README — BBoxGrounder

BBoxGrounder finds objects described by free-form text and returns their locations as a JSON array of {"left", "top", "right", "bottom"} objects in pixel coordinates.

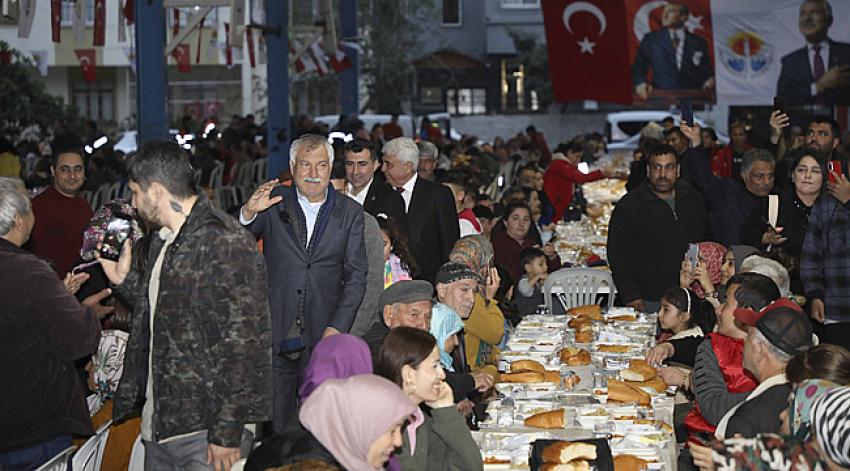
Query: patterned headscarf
[
  {"left": 790, "top": 379, "right": 838, "bottom": 438},
  {"left": 449, "top": 235, "right": 494, "bottom": 290},
  {"left": 298, "top": 334, "right": 372, "bottom": 401},
  {"left": 810, "top": 386, "right": 850, "bottom": 468},
  {"left": 691, "top": 241, "right": 727, "bottom": 298},
  {"left": 430, "top": 303, "right": 465, "bottom": 372}
]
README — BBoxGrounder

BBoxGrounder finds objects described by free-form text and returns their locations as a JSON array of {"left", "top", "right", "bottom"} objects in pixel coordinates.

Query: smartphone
[
  {"left": 679, "top": 98, "right": 694, "bottom": 127},
  {"left": 829, "top": 160, "right": 844, "bottom": 184},
  {"left": 99, "top": 216, "right": 133, "bottom": 261},
  {"left": 685, "top": 243, "right": 700, "bottom": 268},
  {"left": 773, "top": 96, "right": 785, "bottom": 115}
]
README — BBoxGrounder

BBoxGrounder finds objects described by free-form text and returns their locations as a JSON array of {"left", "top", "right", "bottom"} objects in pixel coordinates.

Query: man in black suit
[
  {"left": 777, "top": 0, "right": 850, "bottom": 104},
  {"left": 632, "top": 2, "right": 714, "bottom": 100},
  {"left": 342, "top": 138, "right": 407, "bottom": 228},
  {"left": 381, "top": 137, "right": 459, "bottom": 283}
]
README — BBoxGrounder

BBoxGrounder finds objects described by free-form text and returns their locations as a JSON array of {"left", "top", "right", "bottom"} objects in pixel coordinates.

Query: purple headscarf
[{"left": 298, "top": 334, "right": 373, "bottom": 401}]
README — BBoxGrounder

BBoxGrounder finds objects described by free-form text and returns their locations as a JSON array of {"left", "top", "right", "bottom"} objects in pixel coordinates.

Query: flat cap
[
  {"left": 378, "top": 280, "right": 434, "bottom": 313},
  {"left": 435, "top": 262, "right": 481, "bottom": 285}
]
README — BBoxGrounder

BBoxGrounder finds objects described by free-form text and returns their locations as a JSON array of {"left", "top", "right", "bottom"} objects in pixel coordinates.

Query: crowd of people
[{"left": 1, "top": 105, "right": 850, "bottom": 471}]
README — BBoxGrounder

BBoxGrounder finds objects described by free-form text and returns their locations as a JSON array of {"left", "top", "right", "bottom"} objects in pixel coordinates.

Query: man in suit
[
  {"left": 632, "top": 2, "right": 714, "bottom": 100},
  {"left": 381, "top": 137, "right": 459, "bottom": 283},
  {"left": 240, "top": 133, "right": 368, "bottom": 431},
  {"left": 343, "top": 138, "right": 407, "bottom": 229},
  {"left": 777, "top": 0, "right": 850, "bottom": 104}
]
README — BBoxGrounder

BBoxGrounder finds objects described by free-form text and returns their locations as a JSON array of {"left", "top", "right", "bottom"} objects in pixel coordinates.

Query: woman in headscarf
[
  {"left": 298, "top": 334, "right": 372, "bottom": 401},
  {"left": 448, "top": 235, "right": 504, "bottom": 377},
  {"left": 680, "top": 241, "right": 727, "bottom": 304},
  {"left": 429, "top": 304, "right": 465, "bottom": 373},
  {"left": 299, "top": 375, "right": 416, "bottom": 471}
]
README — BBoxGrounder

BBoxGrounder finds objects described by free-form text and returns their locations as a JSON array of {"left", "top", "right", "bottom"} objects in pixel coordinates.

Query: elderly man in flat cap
[{"left": 362, "top": 279, "right": 436, "bottom": 356}]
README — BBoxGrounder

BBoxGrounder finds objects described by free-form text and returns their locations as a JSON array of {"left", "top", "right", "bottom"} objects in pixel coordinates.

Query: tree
[
  {"left": 509, "top": 30, "right": 554, "bottom": 111},
  {"left": 357, "top": 0, "right": 436, "bottom": 113},
  {"left": 0, "top": 41, "right": 79, "bottom": 141}
]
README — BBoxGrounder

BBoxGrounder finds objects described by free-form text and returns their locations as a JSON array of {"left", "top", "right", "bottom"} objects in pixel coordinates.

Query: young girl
[
  {"left": 657, "top": 287, "right": 716, "bottom": 343},
  {"left": 378, "top": 215, "right": 417, "bottom": 288}
]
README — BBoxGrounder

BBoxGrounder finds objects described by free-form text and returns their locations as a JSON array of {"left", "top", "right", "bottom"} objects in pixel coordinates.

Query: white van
[{"left": 314, "top": 113, "right": 462, "bottom": 141}]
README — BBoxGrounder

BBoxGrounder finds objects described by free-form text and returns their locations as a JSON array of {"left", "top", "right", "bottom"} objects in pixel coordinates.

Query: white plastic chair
[
  {"left": 34, "top": 446, "right": 74, "bottom": 471},
  {"left": 251, "top": 158, "right": 268, "bottom": 184},
  {"left": 209, "top": 163, "right": 224, "bottom": 189},
  {"left": 543, "top": 267, "right": 616, "bottom": 313},
  {"left": 72, "top": 420, "right": 112, "bottom": 471}
]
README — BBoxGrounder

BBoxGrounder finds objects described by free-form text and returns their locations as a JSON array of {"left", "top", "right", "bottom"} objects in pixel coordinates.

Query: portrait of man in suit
[
  {"left": 777, "top": 0, "right": 850, "bottom": 104},
  {"left": 632, "top": 2, "right": 714, "bottom": 100},
  {"left": 342, "top": 138, "right": 407, "bottom": 229},
  {"left": 381, "top": 137, "right": 459, "bottom": 283}
]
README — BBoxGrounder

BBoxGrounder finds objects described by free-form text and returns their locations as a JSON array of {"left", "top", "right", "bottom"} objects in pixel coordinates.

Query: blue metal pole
[
  {"left": 134, "top": 0, "right": 168, "bottom": 144},
  {"left": 265, "top": 0, "right": 290, "bottom": 179},
  {"left": 339, "top": 0, "right": 358, "bottom": 116}
]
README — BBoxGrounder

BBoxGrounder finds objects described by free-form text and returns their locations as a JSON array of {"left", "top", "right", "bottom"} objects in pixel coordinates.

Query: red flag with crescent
[
  {"left": 124, "top": 0, "right": 134, "bottom": 25},
  {"left": 51, "top": 0, "right": 61, "bottom": 43},
  {"left": 93, "top": 0, "right": 106, "bottom": 46},
  {"left": 75, "top": 49, "right": 97, "bottom": 82},
  {"left": 172, "top": 44, "right": 191, "bottom": 73},
  {"left": 542, "top": 0, "right": 632, "bottom": 104}
]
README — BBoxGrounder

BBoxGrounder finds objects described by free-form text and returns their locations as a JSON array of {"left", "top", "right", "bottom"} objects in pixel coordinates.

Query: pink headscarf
[
  {"left": 691, "top": 241, "right": 727, "bottom": 298},
  {"left": 300, "top": 375, "right": 415, "bottom": 471}
]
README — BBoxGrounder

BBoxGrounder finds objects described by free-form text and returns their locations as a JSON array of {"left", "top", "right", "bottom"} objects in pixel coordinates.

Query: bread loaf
[
  {"left": 629, "top": 376, "right": 667, "bottom": 393},
  {"left": 524, "top": 409, "right": 565, "bottom": 429},
  {"left": 543, "top": 370, "right": 561, "bottom": 383},
  {"left": 510, "top": 359, "right": 545, "bottom": 373},
  {"left": 620, "top": 362, "right": 656, "bottom": 382},
  {"left": 607, "top": 379, "right": 651, "bottom": 405},
  {"left": 567, "top": 317, "right": 593, "bottom": 330},
  {"left": 575, "top": 331, "right": 594, "bottom": 344},
  {"left": 613, "top": 454, "right": 649, "bottom": 471},
  {"left": 542, "top": 441, "right": 598, "bottom": 463},
  {"left": 568, "top": 304, "right": 602, "bottom": 319},
  {"left": 540, "top": 461, "right": 591, "bottom": 471},
  {"left": 596, "top": 344, "right": 631, "bottom": 353},
  {"left": 559, "top": 348, "right": 591, "bottom": 366},
  {"left": 500, "top": 371, "right": 545, "bottom": 383}
]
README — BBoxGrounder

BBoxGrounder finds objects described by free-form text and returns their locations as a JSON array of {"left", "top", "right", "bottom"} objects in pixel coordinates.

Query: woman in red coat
[{"left": 543, "top": 141, "right": 613, "bottom": 222}]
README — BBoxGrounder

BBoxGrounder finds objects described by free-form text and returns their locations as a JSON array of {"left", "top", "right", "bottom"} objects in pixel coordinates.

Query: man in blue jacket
[{"left": 241, "top": 133, "right": 368, "bottom": 431}]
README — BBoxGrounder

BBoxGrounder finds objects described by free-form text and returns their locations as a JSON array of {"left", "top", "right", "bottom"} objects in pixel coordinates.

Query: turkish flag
[
  {"left": 224, "top": 22, "right": 233, "bottom": 67},
  {"left": 50, "top": 0, "right": 61, "bottom": 43},
  {"left": 75, "top": 49, "right": 97, "bottom": 82},
  {"left": 173, "top": 9, "right": 180, "bottom": 38},
  {"left": 542, "top": 0, "right": 632, "bottom": 104},
  {"left": 246, "top": 27, "right": 256, "bottom": 68},
  {"left": 172, "top": 44, "right": 191, "bottom": 73},
  {"left": 124, "top": 0, "right": 134, "bottom": 25},
  {"left": 93, "top": 0, "right": 106, "bottom": 46}
]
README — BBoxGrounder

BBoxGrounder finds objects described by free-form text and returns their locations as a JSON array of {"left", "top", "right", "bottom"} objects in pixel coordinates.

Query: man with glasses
[
  {"left": 343, "top": 138, "right": 407, "bottom": 229},
  {"left": 608, "top": 143, "right": 708, "bottom": 313},
  {"left": 25, "top": 133, "right": 93, "bottom": 277}
]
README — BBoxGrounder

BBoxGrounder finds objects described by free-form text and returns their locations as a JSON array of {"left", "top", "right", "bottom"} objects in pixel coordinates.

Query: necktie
[
  {"left": 395, "top": 186, "right": 404, "bottom": 193},
  {"left": 813, "top": 45, "right": 825, "bottom": 81},
  {"left": 671, "top": 34, "right": 680, "bottom": 52}
]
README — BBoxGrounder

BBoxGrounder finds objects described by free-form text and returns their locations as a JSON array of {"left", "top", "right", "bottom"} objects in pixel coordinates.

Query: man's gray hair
[
  {"left": 741, "top": 255, "right": 791, "bottom": 297},
  {"left": 741, "top": 148, "right": 775, "bottom": 176},
  {"left": 289, "top": 133, "right": 334, "bottom": 169},
  {"left": 751, "top": 327, "right": 793, "bottom": 363},
  {"left": 417, "top": 141, "right": 438, "bottom": 160},
  {"left": 383, "top": 137, "right": 420, "bottom": 168},
  {"left": 804, "top": 0, "right": 833, "bottom": 24},
  {"left": 0, "top": 177, "right": 31, "bottom": 236}
]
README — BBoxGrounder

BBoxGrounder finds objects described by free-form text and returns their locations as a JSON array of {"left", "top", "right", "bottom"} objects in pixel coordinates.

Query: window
[
  {"left": 500, "top": 0, "right": 540, "bottom": 8},
  {"left": 168, "top": 7, "right": 219, "bottom": 27},
  {"left": 61, "top": 0, "right": 94, "bottom": 27},
  {"left": 501, "top": 59, "right": 526, "bottom": 111},
  {"left": 447, "top": 88, "right": 486, "bottom": 115},
  {"left": 73, "top": 81, "right": 114, "bottom": 121},
  {"left": 442, "top": 0, "right": 462, "bottom": 26},
  {"left": 420, "top": 86, "right": 443, "bottom": 105}
]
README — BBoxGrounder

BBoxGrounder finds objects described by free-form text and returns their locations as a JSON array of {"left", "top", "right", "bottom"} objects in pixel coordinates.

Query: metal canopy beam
[
  {"left": 163, "top": 0, "right": 228, "bottom": 6},
  {"left": 339, "top": 1, "right": 358, "bottom": 116},
  {"left": 265, "top": 0, "right": 289, "bottom": 179},
  {"left": 135, "top": 0, "right": 168, "bottom": 144}
]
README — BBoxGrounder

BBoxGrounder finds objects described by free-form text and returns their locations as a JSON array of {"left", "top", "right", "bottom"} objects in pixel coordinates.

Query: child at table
[
  {"left": 513, "top": 247, "right": 565, "bottom": 316},
  {"left": 378, "top": 215, "right": 416, "bottom": 288},
  {"left": 657, "top": 287, "right": 716, "bottom": 343}
]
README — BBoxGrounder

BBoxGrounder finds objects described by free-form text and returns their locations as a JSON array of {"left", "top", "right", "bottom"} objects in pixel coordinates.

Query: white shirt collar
[
  {"left": 400, "top": 173, "right": 418, "bottom": 193},
  {"left": 296, "top": 187, "right": 327, "bottom": 207},
  {"left": 346, "top": 177, "right": 373, "bottom": 206}
]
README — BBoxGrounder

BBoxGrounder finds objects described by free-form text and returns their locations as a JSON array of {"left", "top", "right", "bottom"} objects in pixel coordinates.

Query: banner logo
[{"left": 719, "top": 30, "right": 773, "bottom": 79}]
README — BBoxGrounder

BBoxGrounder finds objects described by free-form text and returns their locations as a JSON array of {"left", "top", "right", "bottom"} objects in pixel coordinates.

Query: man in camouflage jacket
[{"left": 100, "top": 141, "right": 272, "bottom": 471}]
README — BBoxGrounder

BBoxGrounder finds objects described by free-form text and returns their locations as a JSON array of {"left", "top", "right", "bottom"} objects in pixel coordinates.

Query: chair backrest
[
  {"left": 34, "top": 446, "right": 75, "bottom": 471},
  {"left": 543, "top": 267, "right": 616, "bottom": 312},
  {"left": 72, "top": 420, "right": 112, "bottom": 471},
  {"left": 209, "top": 164, "right": 223, "bottom": 189},
  {"left": 251, "top": 158, "right": 268, "bottom": 185}
]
